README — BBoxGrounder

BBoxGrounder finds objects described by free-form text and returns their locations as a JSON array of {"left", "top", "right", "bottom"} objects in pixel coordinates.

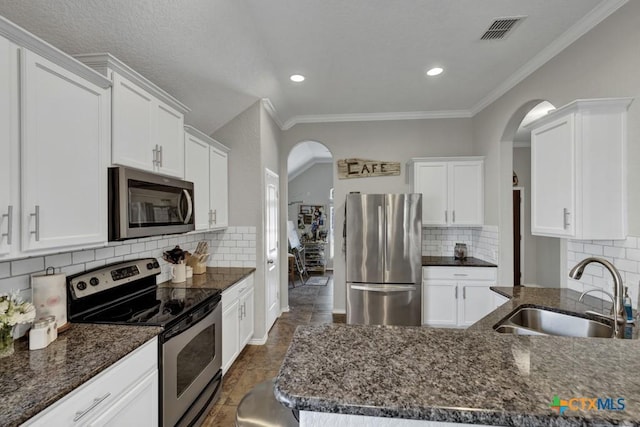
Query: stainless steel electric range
[{"left": 67, "top": 258, "right": 222, "bottom": 427}]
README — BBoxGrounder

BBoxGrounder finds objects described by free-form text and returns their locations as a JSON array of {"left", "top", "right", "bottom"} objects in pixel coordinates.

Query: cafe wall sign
[{"left": 337, "top": 158, "right": 401, "bottom": 179}]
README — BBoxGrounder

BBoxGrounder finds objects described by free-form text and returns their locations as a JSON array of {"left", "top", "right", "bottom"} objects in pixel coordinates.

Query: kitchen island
[{"left": 275, "top": 287, "right": 640, "bottom": 426}]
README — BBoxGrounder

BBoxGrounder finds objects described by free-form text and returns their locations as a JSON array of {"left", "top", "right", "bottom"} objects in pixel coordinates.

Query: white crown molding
[
  {"left": 0, "top": 15, "right": 111, "bottom": 89},
  {"left": 261, "top": 98, "right": 285, "bottom": 129},
  {"left": 74, "top": 53, "right": 191, "bottom": 114},
  {"left": 470, "top": 0, "right": 628, "bottom": 116},
  {"left": 282, "top": 109, "right": 473, "bottom": 130},
  {"left": 184, "top": 125, "right": 230, "bottom": 153}
]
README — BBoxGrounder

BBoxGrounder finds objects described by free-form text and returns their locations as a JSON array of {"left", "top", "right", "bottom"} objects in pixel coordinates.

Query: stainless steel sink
[{"left": 494, "top": 306, "right": 614, "bottom": 338}]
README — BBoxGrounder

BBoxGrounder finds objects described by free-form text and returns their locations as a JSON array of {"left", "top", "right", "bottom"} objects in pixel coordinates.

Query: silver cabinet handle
[
  {"left": 463, "top": 286, "right": 466, "bottom": 299},
  {"left": 238, "top": 304, "right": 242, "bottom": 320},
  {"left": 30, "top": 205, "right": 40, "bottom": 242},
  {"left": 563, "top": 208, "right": 571, "bottom": 229},
  {"left": 453, "top": 273, "right": 468, "bottom": 277},
  {"left": 445, "top": 210, "right": 448, "bottom": 223},
  {"left": 212, "top": 209, "right": 217, "bottom": 224},
  {"left": 452, "top": 210, "right": 456, "bottom": 223},
  {"left": 73, "top": 393, "right": 111, "bottom": 422},
  {"left": 152, "top": 145, "right": 158, "bottom": 166},
  {"left": 1, "top": 205, "right": 13, "bottom": 245},
  {"left": 455, "top": 286, "right": 458, "bottom": 299},
  {"left": 158, "top": 145, "right": 163, "bottom": 167},
  {"left": 242, "top": 302, "right": 246, "bottom": 318},
  {"left": 208, "top": 209, "right": 213, "bottom": 226}
]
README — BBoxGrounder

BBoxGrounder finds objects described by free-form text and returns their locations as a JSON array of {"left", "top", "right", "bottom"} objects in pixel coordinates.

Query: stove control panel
[{"left": 68, "top": 258, "right": 161, "bottom": 299}]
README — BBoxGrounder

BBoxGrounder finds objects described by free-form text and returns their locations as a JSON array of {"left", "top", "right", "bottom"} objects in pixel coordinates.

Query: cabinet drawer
[
  {"left": 423, "top": 267, "right": 496, "bottom": 281},
  {"left": 26, "top": 337, "right": 158, "bottom": 426},
  {"left": 221, "top": 275, "right": 253, "bottom": 306}
]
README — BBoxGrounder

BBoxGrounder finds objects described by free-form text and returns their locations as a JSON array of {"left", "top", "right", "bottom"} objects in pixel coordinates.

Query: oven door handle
[{"left": 163, "top": 300, "right": 218, "bottom": 341}]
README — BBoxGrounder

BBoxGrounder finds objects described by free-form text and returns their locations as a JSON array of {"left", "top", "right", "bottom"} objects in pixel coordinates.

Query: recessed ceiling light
[
  {"left": 290, "top": 74, "right": 305, "bottom": 82},
  {"left": 426, "top": 67, "right": 444, "bottom": 77}
]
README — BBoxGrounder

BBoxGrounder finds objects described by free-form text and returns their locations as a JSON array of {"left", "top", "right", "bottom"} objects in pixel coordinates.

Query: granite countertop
[
  {"left": 421, "top": 256, "right": 497, "bottom": 267},
  {"left": 275, "top": 287, "right": 640, "bottom": 426},
  {"left": 158, "top": 266, "right": 256, "bottom": 292},
  {"left": 0, "top": 323, "right": 161, "bottom": 426}
]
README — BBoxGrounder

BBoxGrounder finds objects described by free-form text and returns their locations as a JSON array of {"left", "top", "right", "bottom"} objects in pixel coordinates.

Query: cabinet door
[
  {"left": 422, "top": 280, "right": 457, "bottom": 326},
  {"left": 239, "top": 286, "right": 255, "bottom": 348},
  {"left": 414, "top": 163, "right": 448, "bottom": 226},
  {"left": 21, "top": 49, "right": 109, "bottom": 251},
  {"left": 86, "top": 370, "right": 158, "bottom": 427},
  {"left": 449, "top": 161, "right": 483, "bottom": 226},
  {"left": 209, "top": 146, "right": 229, "bottom": 228},
  {"left": 112, "top": 73, "right": 154, "bottom": 172},
  {"left": 531, "top": 115, "right": 575, "bottom": 237},
  {"left": 222, "top": 299, "right": 240, "bottom": 374},
  {"left": 0, "top": 37, "right": 18, "bottom": 257},
  {"left": 185, "top": 134, "right": 211, "bottom": 230},
  {"left": 155, "top": 102, "right": 184, "bottom": 178},
  {"left": 458, "top": 282, "right": 495, "bottom": 327}
]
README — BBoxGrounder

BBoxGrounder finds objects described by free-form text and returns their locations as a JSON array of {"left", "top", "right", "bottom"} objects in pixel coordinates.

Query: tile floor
[{"left": 203, "top": 274, "right": 344, "bottom": 426}]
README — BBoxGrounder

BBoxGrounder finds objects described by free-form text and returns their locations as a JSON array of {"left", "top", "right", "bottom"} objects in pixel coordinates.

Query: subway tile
[
  {"left": 145, "top": 241, "right": 158, "bottom": 251},
  {"left": 236, "top": 226, "right": 249, "bottom": 234},
  {"left": 583, "top": 244, "right": 603, "bottom": 256},
  {"left": 223, "top": 241, "right": 237, "bottom": 247},
  {"left": 44, "top": 253, "right": 73, "bottom": 268},
  {"left": 131, "top": 243, "right": 146, "bottom": 253},
  {"left": 86, "top": 260, "right": 107, "bottom": 270},
  {"left": 114, "top": 245, "right": 131, "bottom": 257},
  {"left": 615, "top": 259, "right": 638, "bottom": 274},
  {"left": 105, "top": 256, "right": 124, "bottom": 264},
  {"left": 72, "top": 250, "right": 95, "bottom": 264},
  {"left": 95, "top": 247, "right": 115, "bottom": 260},
  {"left": 604, "top": 246, "right": 626, "bottom": 259},
  {"left": 61, "top": 264, "right": 87, "bottom": 276},
  {"left": 615, "top": 237, "right": 638, "bottom": 248},
  {"left": 0, "top": 262, "right": 11, "bottom": 279},
  {"left": 0, "top": 275, "right": 31, "bottom": 293},
  {"left": 11, "top": 257, "right": 45, "bottom": 276},
  {"left": 626, "top": 248, "right": 640, "bottom": 262}
]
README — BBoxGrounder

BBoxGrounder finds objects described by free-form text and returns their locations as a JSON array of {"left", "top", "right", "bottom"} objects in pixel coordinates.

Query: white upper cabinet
[
  {"left": 527, "top": 98, "right": 632, "bottom": 239},
  {"left": 75, "top": 53, "right": 190, "bottom": 178},
  {"left": 184, "top": 126, "right": 229, "bottom": 231},
  {"left": 20, "top": 50, "right": 110, "bottom": 251},
  {"left": 0, "top": 35, "right": 18, "bottom": 258},
  {"left": 0, "top": 18, "right": 111, "bottom": 259},
  {"left": 410, "top": 157, "right": 484, "bottom": 227}
]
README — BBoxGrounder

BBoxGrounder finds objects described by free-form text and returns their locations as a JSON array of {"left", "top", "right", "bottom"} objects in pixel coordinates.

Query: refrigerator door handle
[
  {"left": 351, "top": 285, "right": 418, "bottom": 292},
  {"left": 378, "top": 205, "right": 384, "bottom": 274}
]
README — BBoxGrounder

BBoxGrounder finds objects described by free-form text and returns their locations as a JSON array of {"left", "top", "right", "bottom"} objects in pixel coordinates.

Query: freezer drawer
[{"left": 347, "top": 283, "right": 421, "bottom": 326}]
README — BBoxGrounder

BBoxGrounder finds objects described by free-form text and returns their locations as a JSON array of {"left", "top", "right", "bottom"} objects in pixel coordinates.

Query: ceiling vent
[{"left": 480, "top": 16, "right": 525, "bottom": 40}]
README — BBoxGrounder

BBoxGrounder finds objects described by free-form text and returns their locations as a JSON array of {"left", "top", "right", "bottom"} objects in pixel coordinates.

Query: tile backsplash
[
  {"left": 422, "top": 225, "right": 499, "bottom": 264},
  {"left": 567, "top": 235, "right": 640, "bottom": 306},
  {"left": 0, "top": 226, "right": 256, "bottom": 301}
]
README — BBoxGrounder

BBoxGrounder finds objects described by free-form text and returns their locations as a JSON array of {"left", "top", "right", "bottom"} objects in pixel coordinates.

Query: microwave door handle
[{"left": 181, "top": 189, "right": 193, "bottom": 224}]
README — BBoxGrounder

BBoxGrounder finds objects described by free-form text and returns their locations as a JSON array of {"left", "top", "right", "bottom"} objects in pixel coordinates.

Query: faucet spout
[{"left": 570, "top": 257, "right": 625, "bottom": 338}]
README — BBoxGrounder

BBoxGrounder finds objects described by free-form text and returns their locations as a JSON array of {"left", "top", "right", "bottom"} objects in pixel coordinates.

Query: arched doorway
[
  {"left": 500, "top": 100, "right": 563, "bottom": 287},
  {"left": 286, "top": 141, "right": 334, "bottom": 308}
]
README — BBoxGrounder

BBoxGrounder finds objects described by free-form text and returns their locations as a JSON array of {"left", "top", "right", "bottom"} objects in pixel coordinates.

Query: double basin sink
[{"left": 494, "top": 305, "right": 614, "bottom": 338}]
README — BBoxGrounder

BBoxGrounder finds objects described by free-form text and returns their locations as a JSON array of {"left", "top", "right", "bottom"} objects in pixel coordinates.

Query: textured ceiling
[{"left": 0, "top": 0, "right": 621, "bottom": 134}]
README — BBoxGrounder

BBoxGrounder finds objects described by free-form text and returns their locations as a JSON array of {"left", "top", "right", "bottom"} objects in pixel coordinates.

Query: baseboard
[
  {"left": 248, "top": 333, "right": 268, "bottom": 345},
  {"left": 281, "top": 306, "right": 290, "bottom": 313},
  {"left": 332, "top": 308, "right": 346, "bottom": 314}
]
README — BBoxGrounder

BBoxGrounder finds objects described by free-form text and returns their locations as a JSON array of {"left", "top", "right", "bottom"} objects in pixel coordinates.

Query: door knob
[{"left": 267, "top": 259, "right": 274, "bottom": 264}]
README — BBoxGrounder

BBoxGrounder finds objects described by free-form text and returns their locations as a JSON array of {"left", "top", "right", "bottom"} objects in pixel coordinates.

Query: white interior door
[{"left": 265, "top": 169, "right": 280, "bottom": 331}]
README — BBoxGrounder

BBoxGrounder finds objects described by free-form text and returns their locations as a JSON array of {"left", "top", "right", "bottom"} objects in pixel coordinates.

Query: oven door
[{"left": 162, "top": 300, "right": 222, "bottom": 427}]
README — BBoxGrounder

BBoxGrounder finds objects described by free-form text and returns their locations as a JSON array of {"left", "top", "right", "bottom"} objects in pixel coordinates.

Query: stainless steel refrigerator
[{"left": 346, "top": 193, "right": 422, "bottom": 326}]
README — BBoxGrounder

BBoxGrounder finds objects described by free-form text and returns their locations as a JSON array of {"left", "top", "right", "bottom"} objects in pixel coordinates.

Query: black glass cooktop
[{"left": 77, "top": 286, "right": 221, "bottom": 327}]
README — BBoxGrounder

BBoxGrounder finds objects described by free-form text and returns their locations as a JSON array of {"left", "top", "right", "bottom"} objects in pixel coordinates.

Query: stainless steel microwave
[{"left": 108, "top": 167, "right": 195, "bottom": 240}]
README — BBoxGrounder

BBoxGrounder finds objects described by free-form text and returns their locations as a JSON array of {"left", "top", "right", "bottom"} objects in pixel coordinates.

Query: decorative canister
[{"left": 454, "top": 243, "right": 468, "bottom": 260}]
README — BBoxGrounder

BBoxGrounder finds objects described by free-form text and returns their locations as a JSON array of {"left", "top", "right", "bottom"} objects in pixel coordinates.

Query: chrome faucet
[{"left": 569, "top": 257, "right": 625, "bottom": 338}]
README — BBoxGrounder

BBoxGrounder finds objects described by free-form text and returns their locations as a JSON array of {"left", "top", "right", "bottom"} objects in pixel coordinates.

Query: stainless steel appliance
[
  {"left": 346, "top": 193, "right": 422, "bottom": 326},
  {"left": 68, "top": 259, "right": 222, "bottom": 427},
  {"left": 109, "top": 167, "right": 195, "bottom": 240}
]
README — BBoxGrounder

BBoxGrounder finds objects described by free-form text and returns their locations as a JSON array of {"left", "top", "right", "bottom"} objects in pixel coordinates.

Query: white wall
[
  {"left": 473, "top": 1, "right": 640, "bottom": 288},
  {"left": 214, "top": 101, "right": 282, "bottom": 342},
  {"left": 280, "top": 118, "right": 474, "bottom": 312}
]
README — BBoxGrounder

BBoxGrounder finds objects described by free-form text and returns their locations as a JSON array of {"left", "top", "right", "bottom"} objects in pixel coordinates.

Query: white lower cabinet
[
  {"left": 422, "top": 267, "right": 497, "bottom": 327},
  {"left": 222, "top": 274, "right": 255, "bottom": 374},
  {"left": 24, "top": 337, "right": 158, "bottom": 427}
]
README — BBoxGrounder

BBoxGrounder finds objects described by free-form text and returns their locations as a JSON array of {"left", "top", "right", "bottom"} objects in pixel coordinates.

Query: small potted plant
[{"left": 0, "top": 292, "right": 36, "bottom": 357}]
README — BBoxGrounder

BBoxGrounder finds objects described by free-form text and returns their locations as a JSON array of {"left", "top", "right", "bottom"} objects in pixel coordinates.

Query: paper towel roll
[{"left": 31, "top": 271, "right": 68, "bottom": 331}]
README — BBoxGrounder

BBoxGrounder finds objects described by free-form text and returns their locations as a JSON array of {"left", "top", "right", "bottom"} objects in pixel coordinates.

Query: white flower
[{"left": 1, "top": 293, "right": 36, "bottom": 327}]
